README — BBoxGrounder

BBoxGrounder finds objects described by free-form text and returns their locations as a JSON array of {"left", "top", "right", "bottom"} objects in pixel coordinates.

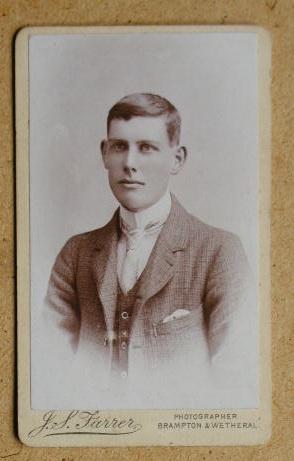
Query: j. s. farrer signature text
[{"left": 28, "top": 410, "right": 142, "bottom": 438}]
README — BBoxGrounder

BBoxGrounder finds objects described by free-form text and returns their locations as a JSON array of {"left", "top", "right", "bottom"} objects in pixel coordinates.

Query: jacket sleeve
[
  {"left": 204, "top": 233, "right": 258, "bottom": 393},
  {"left": 44, "top": 237, "right": 80, "bottom": 351}
]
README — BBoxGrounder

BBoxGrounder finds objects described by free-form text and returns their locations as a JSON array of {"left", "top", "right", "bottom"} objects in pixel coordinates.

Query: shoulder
[
  {"left": 64, "top": 227, "right": 104, "bottom": 247},
  {"left": 57, "top": 211, "right": 118, "bottom": 255},
  {"left": 170, "top": 196, "right": 245, "bottom": 259},
  {"left": 185, "top": 213, "right": 249, "bottom": 277},
  {"left": 187, "top": 212, "right": 242, "bottom": 249},
  {"left": 184, "top": 209, "right": 249, "bottom": 270}
]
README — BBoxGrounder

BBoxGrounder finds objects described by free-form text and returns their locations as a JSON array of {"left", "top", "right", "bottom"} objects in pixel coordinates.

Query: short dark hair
[{"left": 107, "top": 93, "right": 181, "bottom": 146}]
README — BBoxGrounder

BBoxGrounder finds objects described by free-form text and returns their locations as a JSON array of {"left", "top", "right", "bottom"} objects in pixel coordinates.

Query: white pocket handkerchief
[{"left": 162, "top": 309, "right": 191, "bottom": 323}]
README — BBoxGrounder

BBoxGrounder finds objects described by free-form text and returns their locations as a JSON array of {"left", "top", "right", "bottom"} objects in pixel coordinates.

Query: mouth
[{"left": 118, "top": 179, "right": 145, "bottom": 188}]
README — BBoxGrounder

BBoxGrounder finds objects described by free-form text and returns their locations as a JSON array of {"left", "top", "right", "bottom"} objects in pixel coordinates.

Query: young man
[{"left": 46, "top": 93, "right": 257, "bottom": 408}]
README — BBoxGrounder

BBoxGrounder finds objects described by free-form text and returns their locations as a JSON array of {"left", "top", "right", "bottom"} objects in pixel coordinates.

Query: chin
[
  {"left": 113, "top": 187, "right": 158, "bottom": 212},
  {"left": 116, "top": 193, "right": 149, "bottom": 212},
  {"left": 120, "top": 199, "right": 145, "bottom": 212}
]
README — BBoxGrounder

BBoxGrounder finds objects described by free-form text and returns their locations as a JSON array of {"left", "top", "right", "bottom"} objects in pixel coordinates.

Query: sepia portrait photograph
[{"left": 16, "top": 26, "right": 271, "bottom": 445}]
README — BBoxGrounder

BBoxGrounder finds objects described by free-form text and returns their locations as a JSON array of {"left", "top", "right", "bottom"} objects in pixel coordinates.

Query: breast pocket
[
  {"left": 153, "top": 308, "right": 204, "bottom": 337},
  {"left": 145, "top": 306, "right": 208, "bottom": 369}
]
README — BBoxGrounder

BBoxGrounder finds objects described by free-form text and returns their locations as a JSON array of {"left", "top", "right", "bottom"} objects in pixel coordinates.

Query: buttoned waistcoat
[{"left": 45, "top": 196, "right": 257, "bottom": 407}]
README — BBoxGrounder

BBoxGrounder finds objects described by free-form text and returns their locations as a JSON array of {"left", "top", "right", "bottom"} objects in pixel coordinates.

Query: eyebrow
[
  {"left": 108, "top": 138, "right": 128, "bottom": 143},
  {"left": 137, "top": 139, "right": 160, "bottom": 146},
  {"left": 108, "top": 138, "right": 160, "bottom": 146}
]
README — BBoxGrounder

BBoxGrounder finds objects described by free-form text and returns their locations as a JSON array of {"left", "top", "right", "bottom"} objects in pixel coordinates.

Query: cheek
[
  {"left": 143, "top": 158, "right": 172, "bottom": 181},
  {"left": 106, "top": 156, "right": 122, "bottom": 174}
]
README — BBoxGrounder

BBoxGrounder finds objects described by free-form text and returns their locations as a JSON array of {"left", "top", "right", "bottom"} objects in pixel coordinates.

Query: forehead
[{"left": 108, "top": 116, "right": 169, "bottom": 143}]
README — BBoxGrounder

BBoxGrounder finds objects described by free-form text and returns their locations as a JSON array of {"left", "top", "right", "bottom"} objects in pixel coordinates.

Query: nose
[{"left": 123, "top": 147, "right": 138, "bottom": 173}]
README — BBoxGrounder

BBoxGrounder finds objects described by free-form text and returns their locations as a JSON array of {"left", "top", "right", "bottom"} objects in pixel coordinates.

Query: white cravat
[{"left": 117, "top": 191, "right": 171, "bottom": 294}]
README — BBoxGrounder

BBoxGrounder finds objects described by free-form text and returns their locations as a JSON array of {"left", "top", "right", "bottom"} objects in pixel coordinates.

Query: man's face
[{"left": 102, "top": 116, "right": 185, "bottom": 212}]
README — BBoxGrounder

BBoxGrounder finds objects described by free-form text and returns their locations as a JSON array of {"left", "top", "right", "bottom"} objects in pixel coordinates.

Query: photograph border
[{"left": 16, "top": 25, "right": 271, "bottom": 447}]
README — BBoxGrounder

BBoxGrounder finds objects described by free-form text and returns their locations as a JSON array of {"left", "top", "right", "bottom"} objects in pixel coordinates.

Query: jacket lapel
[
  {"left": 91, "top": 197, "right": 192, "bottom": 335},
  {"left": 137, "top": 195, "right": 191, "bottom": 302},
  {"left": 91, "top": 210, "right": 119, "bottom": 336}
]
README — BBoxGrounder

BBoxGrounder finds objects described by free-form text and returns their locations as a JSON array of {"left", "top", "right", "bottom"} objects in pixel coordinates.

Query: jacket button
[{"left": 121, "top": 371, "right": 127, "bottom": 379}]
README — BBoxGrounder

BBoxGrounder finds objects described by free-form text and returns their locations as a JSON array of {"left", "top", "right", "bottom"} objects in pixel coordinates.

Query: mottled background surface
[{"left": 0, "top": 0, "right": 293, "bottom": 459}]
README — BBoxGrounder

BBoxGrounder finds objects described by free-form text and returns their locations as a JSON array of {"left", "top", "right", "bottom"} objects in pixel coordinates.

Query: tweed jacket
[{"left": 45, "top": 196, "right": 257, "bottom": 408}]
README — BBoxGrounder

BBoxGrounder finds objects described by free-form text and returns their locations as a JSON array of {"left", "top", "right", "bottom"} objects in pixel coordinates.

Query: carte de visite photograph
[{"left": 16, "top": 26, "right": 271, "bottom": 446}]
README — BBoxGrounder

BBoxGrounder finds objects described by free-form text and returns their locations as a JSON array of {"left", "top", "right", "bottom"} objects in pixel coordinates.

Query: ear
[
  {"left": 170, "top": 146, "right": 187, "bottom": 175},
  {"left": 100, "top": 140, "right": 109, "bottom": 169}
]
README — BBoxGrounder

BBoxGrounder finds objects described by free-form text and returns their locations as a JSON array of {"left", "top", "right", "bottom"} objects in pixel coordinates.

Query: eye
[
  {"left": 110, "top": 141, "right": 128, "bottom": 152},
  {"left": 139, "top": 143, "right": 158, "bottom": 153}
]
